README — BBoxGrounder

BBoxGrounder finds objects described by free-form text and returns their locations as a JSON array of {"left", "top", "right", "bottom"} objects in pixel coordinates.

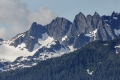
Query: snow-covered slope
[
  {"left": 0, "top": 41, "right": 35, "bottom": 61},
  {"left": 0, "top": 31, "right": 74, "bottom": 72}
]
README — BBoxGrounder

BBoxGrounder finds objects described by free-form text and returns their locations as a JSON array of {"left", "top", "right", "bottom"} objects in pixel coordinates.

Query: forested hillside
[{"left": 0, "top": 38, "right": 120, "bottom": 80}]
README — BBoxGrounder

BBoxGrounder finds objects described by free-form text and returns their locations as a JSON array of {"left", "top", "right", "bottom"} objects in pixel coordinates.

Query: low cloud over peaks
[{"left": 0, "top": 0, "right": 57, "bottom": 39}]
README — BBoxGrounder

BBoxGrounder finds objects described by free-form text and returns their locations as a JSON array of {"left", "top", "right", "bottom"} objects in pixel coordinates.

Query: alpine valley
[{"left": 0, "top": 11, "right": 120, "bottom": 73}]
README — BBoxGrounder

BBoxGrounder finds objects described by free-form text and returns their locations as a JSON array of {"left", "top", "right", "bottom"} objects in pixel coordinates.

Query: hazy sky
[
  {"left": 0, "top": 0, "right": 120, "bottom": 39},
  {"left": 24, "top": 0, "right": 120, "bottom": 21}
]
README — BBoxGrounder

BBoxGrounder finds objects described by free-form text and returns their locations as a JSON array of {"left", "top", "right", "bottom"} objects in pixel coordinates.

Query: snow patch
[
  {"left": 68, "top": 46, "right": 75, "bottom": 52},
  {"left": 38, "top": 36, "right": 54, "bottom": 48},
  {"left": 116, "top": 50, "right": 119, "bottom": 54},
  {"left": 3, "top": 40, "right": 13, "bottom": 44},
  {"left": 18, "top": 57, "right": 30, "bottom": 62},
  {"left": 32, "top": 63, "right": 37, "bottom": 66},
  {"left": 41, "top": 32, "right": 48, "bottom": 40},
  {"left": 113, "top": 17, "right": 118, "bottom": 20},
  {"left": 62, "top": 35, "right": 67, "bottom": 41},
  {"left": 46, "top": 41, "right": 56, "bottom": 48},
  {"left": 115, "top": 45, "right": 120, "bottom": 48},
  {"left": 55, "top": 47, "right": 69, "bottom": 54},
  {"left": 114, "top": 45, "right": 120, "bottom": 54},
  {"left": 30, "top": 36, "right": 35, "bottom": 39},
  {"left": 87, "top": 69, "right": 93, "bottom": 75},
  {"left": 33, "top": 43, "right": 40, "bottom": 50},
  {"left": 114, "top": 29, "right": 120, "bottom": 36},
  {"left": 17, "top": 43, "right": 26, "bottom": 49},
  {"left": 107, "top": 24, "right": 110, "bottom": 26},
  {"left": 38, "top": 32, "right": 54, "bottom": 48},
  {"left": 85, "top": 29, "right": 98, "bottom": 40},
  {"left": 0, "top": 59, "right": 9, "bottom": 62},
  {"left": 37, "top": 52, "right": 58, "bottom": 60},
  {"left": 33, "top": 32, "right": 55, "bottom": 50},
  {"left": 17, "top": 33, "right": 25, "bottom": 38},
  {"left": 0, "top": 42, "right": 38, "bottom": 62},
  {"left": 3, "top": 33, "right": 25, "bottom": 45},
  {"left": 37, "top": 47, "right": 69, "bottom": 61},
  {"left": 103, "top": 44, "right": 108, "bottom": 46}
]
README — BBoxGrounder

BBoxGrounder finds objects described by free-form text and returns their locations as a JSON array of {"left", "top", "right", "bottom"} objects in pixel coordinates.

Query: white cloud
[
  {"left": 0, "top": 27, "right": 9, "bottom": 39},
  {"left": 28, "top": 7, "right": 57, "bottom": 26},
  {"left": 0, "top": 0, "right": 57, "bottom": 40}
]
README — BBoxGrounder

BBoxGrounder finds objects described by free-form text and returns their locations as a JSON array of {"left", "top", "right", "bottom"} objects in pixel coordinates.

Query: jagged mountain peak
[
  {"left": 45, "top": 17, "right": 72, "bottom": 41},
  {"left": 50, "top": 17, "right": 72, "bottom": 25},
  {"left": 28, "top": 22, "right": 46, "bottom": 36},
  {"left": 78, "top": 12, "right": 85, "bottom": 16},
  {"left": 72, "top": 12, "right": 86, "bottom": 28},
  {"left": 111, "top": 11, "right": 120, "bottom": 16},
  {"left": 93, "top": 12, "right": 100, "bottom": 16},
  {"left": 93, "top": 12, "right": 101, "bottom": 20},
  {"left": 31, "top": 22, "right": 37, "bottom": 26},
  {"left": 30, "top": 22, "right": 45, "bottom": 31},
  {"left": 69, "top": 12, "right": 88, "bottom": 36},
  {"left": 54, "top": 17, "right": 67, "bottom": 21},
  {"left": 111, "top": 11, "right": 120, "bottom": 21},
  {"left": 74, "top": 12, "right": 86, "bottom": 21}
]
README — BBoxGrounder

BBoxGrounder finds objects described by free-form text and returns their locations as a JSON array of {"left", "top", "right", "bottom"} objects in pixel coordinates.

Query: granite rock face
[
  {"left": 66, "top": 12, "right": 117, "bottom": 48},
  {"left": 45, "top": 17, "right": 72, "bottom": 41},
  {"left": 10, "top": 22, "right": 47, "bottom": 51},
  {"left": 10, "top": 12, "right": 120, "bottom": 51}
]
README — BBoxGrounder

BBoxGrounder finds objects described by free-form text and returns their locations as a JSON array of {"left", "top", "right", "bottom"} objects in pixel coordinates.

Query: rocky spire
[{"left": 45, "top": 17, "right": 72, "bottom": 40}]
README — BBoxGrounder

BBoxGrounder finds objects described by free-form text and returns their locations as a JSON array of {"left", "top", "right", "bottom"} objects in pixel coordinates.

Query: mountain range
[
  {"left": 1, "top": 36, "right": 120, "bottom": 80},
  {"left": 0, "top": 11, "right": 120, "bottom": 72}
]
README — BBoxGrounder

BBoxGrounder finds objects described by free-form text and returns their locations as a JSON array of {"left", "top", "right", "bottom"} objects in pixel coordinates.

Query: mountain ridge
[
  {"left": 0, "top": 11, "right": 120, "bottom": 72},
  {"left": 1, "top": 37, "right": 120, "bottom": 80}
]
